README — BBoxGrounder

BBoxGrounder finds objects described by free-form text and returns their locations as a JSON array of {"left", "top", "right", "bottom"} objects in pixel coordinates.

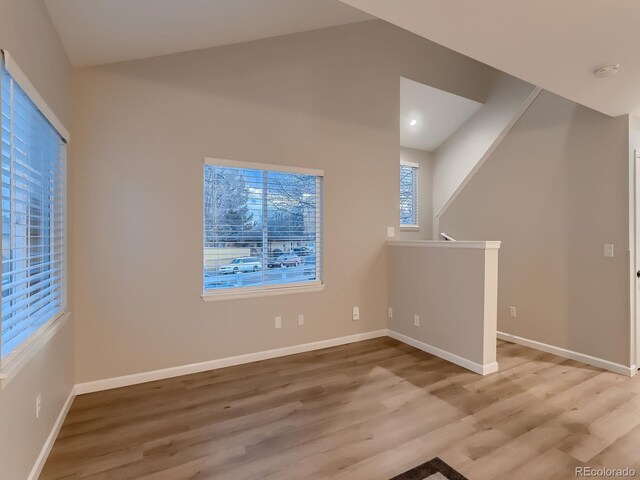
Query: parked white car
[{"left": 218, "top": 257, "right": 262, "bottom": 274}]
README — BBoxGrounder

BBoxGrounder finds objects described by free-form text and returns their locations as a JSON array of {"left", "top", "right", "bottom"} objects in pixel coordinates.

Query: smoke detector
[{"left": 594, "top": 64, "right": 619, "bottom": 78}]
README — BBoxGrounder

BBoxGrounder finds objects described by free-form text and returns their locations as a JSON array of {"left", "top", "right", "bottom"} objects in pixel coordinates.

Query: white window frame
[
  {"left": 400, "top": 159, "right": 419, "bottom": 230},
  {"left": 201, "top": 158, "right": 324, "bottom": 302},
  {"left": 0, "top": 51, "right": 70, "bottom": 382}
]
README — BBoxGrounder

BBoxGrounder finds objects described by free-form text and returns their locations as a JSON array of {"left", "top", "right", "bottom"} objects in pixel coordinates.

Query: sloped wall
[
  {"left": 439, "top": 90, "right": 630, "bottom": 366},
  {"left": 433, "top": 72, "right": 537, "bottom": 234}
]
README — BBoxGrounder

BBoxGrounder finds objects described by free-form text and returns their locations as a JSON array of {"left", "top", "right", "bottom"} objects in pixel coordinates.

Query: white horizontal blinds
[
  {"left": 400, "top": 163, "right": 418, "bottom": 225},
  {"left": 203, "top": 163, "right": 322, "bottom": 292},
  {"left": 1, "top": 63, "right": 66, "bottom": 360}
]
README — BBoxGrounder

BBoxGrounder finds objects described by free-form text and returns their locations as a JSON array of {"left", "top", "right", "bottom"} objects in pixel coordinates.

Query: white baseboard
[
  {"left": 27, "top": 386, "right": 75, "bottom": 480},
  {"left": 30, "top": 330, "right": 636, "bottom": 480},
  {"left": 75, "top": 329, "right": 389, "bottom": 395},
  {"left": 31, "top": 329, "right": 483, "bottom": 477},
  {"left": 387, "top": 330, "right": 498, "bottom": 375},
  {"left": 78, "top": 329, "right": 633, "bottom": 397},
  {"left": 497, "top": 331, "right": 638, "bottom": 377}
]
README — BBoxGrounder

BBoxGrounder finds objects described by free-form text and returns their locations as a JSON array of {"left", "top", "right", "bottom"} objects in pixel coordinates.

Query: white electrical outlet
[
  {"left": 275, "top": 316, "right": 282, "bottom": 329},
  {"left": 388, "top": 307, "right": 393, "bottom": 319},
  {"left": 36, "top": 393, "right": 41, "bottom": 419},
  {"left": 604, "top": 244, "right": 614, "bottom": 258},
  {"left": 414, "top": 314, "right": 420, "bottom": 327},
  {"left": 387, "top": 226, "right": 395, "bottom": 238},
  {"left": 352, "top": 307, "right": 360, "bottom": 321},
  {"left": 510, "top": 306, "right": 517, "bottom": 318},
  {"left": 298, "top": 314, "right": 304, "bottom": 326}
]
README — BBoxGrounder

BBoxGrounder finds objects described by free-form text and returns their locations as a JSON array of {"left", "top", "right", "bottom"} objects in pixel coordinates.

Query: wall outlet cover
[{"left": 604, "top": 244, "right": 614, "bottom": 258}]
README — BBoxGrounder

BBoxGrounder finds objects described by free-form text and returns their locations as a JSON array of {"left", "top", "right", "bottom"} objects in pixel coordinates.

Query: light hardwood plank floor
[{"left": 40, "top": 338, "right": 640, "bottom": 479}]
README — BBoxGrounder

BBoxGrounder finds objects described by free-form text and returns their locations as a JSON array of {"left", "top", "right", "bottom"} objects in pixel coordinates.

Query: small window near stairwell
[{"left": 400, "top": 161, "right": 418, "bottom": 227}]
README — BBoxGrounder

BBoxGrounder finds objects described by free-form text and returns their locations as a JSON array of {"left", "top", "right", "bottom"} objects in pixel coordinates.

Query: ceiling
[
  {"left": 339, "top": 0, "right": 640, "bottom": 118},
  {"left": 44, "top": 0, "right": 372, "bottom": 66},
  {"left": 400, "top": 77, "right": 482, "bottom": 152}
]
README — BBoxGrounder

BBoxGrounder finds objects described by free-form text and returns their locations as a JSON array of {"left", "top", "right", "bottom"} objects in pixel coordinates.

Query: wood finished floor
[{"left": 40, "top": 338, "right": 640, "bottom": 480}]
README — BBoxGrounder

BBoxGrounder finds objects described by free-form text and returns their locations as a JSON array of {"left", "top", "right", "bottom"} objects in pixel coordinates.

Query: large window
[
  {"left": 400, "top": 160, "right": 418, "bottom": 226},
  {"left": 1, "top": 61, "right": 66, "bottom": 362},
  {"left": 203, "top": 159, "right": 322, "bottom": 297}
]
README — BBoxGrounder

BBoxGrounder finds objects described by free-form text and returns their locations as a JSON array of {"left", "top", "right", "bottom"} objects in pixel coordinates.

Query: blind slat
[
  {"left": 2, "top": 283, "right": 64, "bottom": 329},
  {"left": 2, "top": 295, "right": 64, "bottom": 344}
]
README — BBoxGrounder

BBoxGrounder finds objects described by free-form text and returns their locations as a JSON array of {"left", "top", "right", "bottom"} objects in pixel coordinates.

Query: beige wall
[
  {"left": 440, "top": 91, "right": 631, "bottom": 366},
  {"left": 388, "top": 242, "right": 498, "bottom": 369},
  {"left": 1, "top": 320, "right": 74, "bottom": 480},
  {"left": 0, "top": 0, "right": 70, "bottom": 124},
  {"left": 399, "top": 147, "right": 433, "bottom": 240},
  {"left": 630, "top": 116, "right": 640, "bottom": 366},
  {"left": 432, "top": 72, "right": 536, "bottom": 230},
  {"left": 70, "top": 20, "right": 496, "bottom": 383},
  {"left": 0, "top": 0, "right": 73, "bottom": 478}
]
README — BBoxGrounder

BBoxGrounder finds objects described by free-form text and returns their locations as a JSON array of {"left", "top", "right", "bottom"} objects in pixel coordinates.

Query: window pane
[
  {"left": 400, "top": 164, "right": 418, "bottom": 225},
  {"left": 1, "top": 63, "right": 66, "bottom": 360},
  {"left": 203, "top": 164, "right": 321, "bottom": 292},
  {"left": 204, "top": 166, "right": 263, "bottom": 290},
  {"left": 265, "top": 170, "right": 318, "bottom": 286}
]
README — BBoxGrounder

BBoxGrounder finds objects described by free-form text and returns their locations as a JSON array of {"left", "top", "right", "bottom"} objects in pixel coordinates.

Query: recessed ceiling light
[
  {"left": 409, "top": 119, "right": 418, "bottom": 126},
  {"left": 594, "top": 64, "right": 619, "bottom": 78}
]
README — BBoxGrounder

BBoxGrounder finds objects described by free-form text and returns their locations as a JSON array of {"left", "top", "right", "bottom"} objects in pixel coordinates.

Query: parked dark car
[
  {"left": 292, "top": 246, "right": 313, "bottom": 256},
  {"left": 268, "top": 253, "right": 302, "bottom": 268}
]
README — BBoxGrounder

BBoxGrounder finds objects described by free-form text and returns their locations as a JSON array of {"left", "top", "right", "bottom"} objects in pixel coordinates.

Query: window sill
[
  {"left": 0, "top": 311, "right": 71, "bottom": 388},
  {"left": 400, "top": 225, "right": 420, "bottom": 231},
  {"left": 202, "top": 283, "right": 325, "bottom": 302}
]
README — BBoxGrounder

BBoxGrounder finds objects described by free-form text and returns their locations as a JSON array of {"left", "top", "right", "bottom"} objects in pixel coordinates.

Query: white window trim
[
  {"left": 0, "top": 312, "right": 70, "bottom": 386},
  {"left": 1, "top": 50, "right": 70, "bottom": 142},
  {"left": 0, "top": 51, "right": 70, "bottom": 374},
  {"left": 204, "top": 157, "right": 323, "bottom": 177},
  {"left": 202, "top": 158, "right": 324, "bottom": 301},
  {"left": 202, "top": 281, "right": 325, "bottom": 302},
  {"left": 400, "top": 160, "right": 420, "bottom": 169},
  {"left": 400, "top": 225, "right": 420, "bottom": 231}
]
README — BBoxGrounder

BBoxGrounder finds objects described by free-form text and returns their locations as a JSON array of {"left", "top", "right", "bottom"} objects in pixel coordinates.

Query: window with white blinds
[
  {"left": 400, "top": 161, "right": 418, "bottom": 226},
  {"left": 203, "top": 160, "right": 322, "bottom": 294},
  {"left": 1, "top": 62, "right": 66, "bottom": 362}
]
